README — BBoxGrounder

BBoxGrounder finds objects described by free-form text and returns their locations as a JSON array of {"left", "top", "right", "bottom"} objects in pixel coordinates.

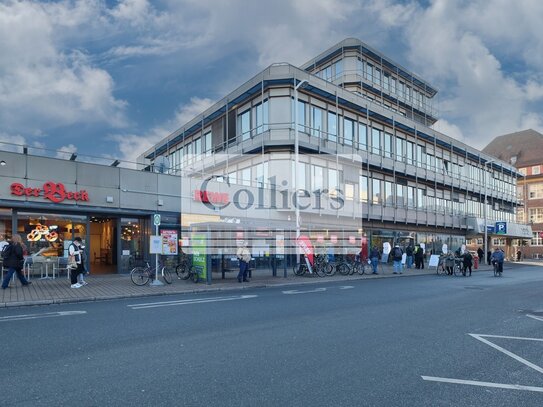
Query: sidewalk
[{"left": 0, "top": 262, "right": 501, "bottom": 308}]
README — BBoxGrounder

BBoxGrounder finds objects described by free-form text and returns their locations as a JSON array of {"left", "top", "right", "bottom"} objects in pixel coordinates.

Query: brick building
[{"left": 483, "top": 129, "right": 543, "bottom": 259}]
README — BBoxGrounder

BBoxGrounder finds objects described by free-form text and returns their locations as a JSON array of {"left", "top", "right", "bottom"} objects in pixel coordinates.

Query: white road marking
[
  {"left": 128, "top": 295, "right": 258, "bottom": 309},
  {"left": 282, "top": 288, "right": 327, "bottom": 295},
  {"left": 421, "top": 376, "right": 543, "bottom": 393},
  {"left": 0, "top": 310, "right": 87, "bottom": 322},
  {"left": 469, "top": 333, "right": 543, "bottom": 375},
  {"left": 339, "top": 286, "right": 354, "bottom": 290},
  {"left": 527, "top": 314, "right": 543, "bottom": 322},
  {"left": 475, "top": 333, "right": 543, "bottom": 342}
]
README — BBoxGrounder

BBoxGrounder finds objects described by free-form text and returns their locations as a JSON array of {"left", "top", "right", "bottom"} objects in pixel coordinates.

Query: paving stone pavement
[{"left": 0, "top": 262, "right": 498, "bottom": 308}]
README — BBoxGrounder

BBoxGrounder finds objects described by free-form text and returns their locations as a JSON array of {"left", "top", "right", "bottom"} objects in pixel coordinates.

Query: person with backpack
[
  {"left": 1, "top": 234, "right": 31, "bottom": 289},
  {"left": 392, "top": 244, "right": 403, "bottom": 274},
  {"left": 405, "top": 244, "right": 414, "bottom": 269}
]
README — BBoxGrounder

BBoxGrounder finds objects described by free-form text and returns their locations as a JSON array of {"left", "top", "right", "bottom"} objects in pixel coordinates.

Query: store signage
[
  {"left": 194, "top": 189, "right": 229, "bottom": 205},
  {"left": 197, "top": 175, "right": 344, "bottom": 211},
  {"left": 160, "top": 230, "right": 178, "bottom": 255},
  {"left": 495, "top": 221, "right": 507, "bottom": 235},
  {"left": 10, "top": 182, "right": 89, "bottom": 203},
  {"left": 27, "top": 224, "right": 58, "bottom": 242}
]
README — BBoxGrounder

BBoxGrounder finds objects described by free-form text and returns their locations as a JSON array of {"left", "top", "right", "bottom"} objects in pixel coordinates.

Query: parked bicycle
[
  {"left": 175, "top": 254, "right": 198, "bottom": 283},
  {"left": 293, "top": 254, "right": 328, "bottom": 277},
  {"left": 130, "top": 261, "right": 172, "bottom": 286}
]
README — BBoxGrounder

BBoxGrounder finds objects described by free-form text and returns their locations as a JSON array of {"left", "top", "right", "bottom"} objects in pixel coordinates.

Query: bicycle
[
  {"left": 292, "top": 255, "right": 327, "bottom": 277},
  {"left": 175, "top": 256, "right": 198, "bottom": 282},
  {"left": 130, "top": 261, "right": 172, "bottom": 286},
  {"left": 453, "top": 258, "right": 466, "bottom": 277}
]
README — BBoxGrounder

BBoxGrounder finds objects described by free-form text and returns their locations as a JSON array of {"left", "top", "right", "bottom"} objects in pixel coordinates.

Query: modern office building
[
  {"left": 139, "top": 37, "right": 531, "bottom": 268},
  {"left": 483, "top": 129, "right": 543, "bottom": 259}
]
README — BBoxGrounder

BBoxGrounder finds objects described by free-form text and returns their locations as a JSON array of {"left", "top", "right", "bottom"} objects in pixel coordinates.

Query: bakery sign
[{"left": 10, "top": 182, "right": 89, "bottom": 203}]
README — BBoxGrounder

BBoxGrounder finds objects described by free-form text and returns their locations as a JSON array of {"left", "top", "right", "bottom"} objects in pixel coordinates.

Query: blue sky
[{"left": 1, "top": 0, "right": 543, "bottom": 165}]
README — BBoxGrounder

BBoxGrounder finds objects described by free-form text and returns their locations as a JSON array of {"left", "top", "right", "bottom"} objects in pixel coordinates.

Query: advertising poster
[
  {"left": 276, "top": 234, "right": 285, "bottom": 256},
  {"left": 191, "top": 233, "right": 207, "bottom": 280},
  {"left": 296, "top": 235, "right": 315, "bottom": 266},
  {"left": 160, "top": 230, "right": 178, "bottom": 255}
]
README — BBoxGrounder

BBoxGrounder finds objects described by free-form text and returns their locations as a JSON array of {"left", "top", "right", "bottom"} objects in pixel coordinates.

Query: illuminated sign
[
  {"left": 11, "top": 182, "right": 89, "bottom": 203},
  {"left": 194, "top": 189, "right": 229, "bottom": 205},
  {"left": 27, "top": 224, "right": 58, "bottom": 242}
]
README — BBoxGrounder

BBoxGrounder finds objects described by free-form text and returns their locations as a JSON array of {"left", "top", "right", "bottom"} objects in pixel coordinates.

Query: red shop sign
[{"left": 10, "top": 182, "right": 89, "bottom": 203}]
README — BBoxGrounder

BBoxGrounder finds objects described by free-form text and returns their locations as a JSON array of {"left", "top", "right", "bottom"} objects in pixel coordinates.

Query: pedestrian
[
  {"left": 0, "top": 234, "right": 8, "bottom": 253},
  {"left": 236, "top": 241, "right": 251, "bottom": 283},
  {"left": 1, "top": 234, "right": 31, "bottom": 289},
  {"left": 68, "top": 237, "right": 85, "bottom": 288},
  {"left": 405, "top": 244, "right": 414, "bottom": 269},
  {"left": 414, "top": 245, "right": 421, "bottom": 269},
  {"left": 462, "top": 250, "right": 473, "bottom": 276},
  {"left": 77, "top": 243, "right": 88, "bottom": 286},
  {"left": 416, "top": 245, "right": 425, "bottom": 269},
  {"left": 487, "top": 250, "right": 492, "bottom": 266},
  {"left": 491, "top": 247, "right": 505, "bottom": 274},
  {"left": 516, "top": 249, "right": 522, "bottom": 262},
  {"left": 445, "top": 251, "right": 456, "bottom": 275},
  {"left": 369, "top": 246, "right": 380, "bottom": 274},
  {"left": 392, "top": 244, "right": 403, "bottom": 274},
  {"left": 477, "top": 247, "right": 484, "bottom": 263}
]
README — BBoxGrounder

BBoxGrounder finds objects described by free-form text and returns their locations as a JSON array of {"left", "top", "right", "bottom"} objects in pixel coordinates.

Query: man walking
[
  {"left": 405, "top": 244, "right": 414, "bottom": 269},
  {"left": 392, "top": 244, "right": 403, "bottom": 274}
]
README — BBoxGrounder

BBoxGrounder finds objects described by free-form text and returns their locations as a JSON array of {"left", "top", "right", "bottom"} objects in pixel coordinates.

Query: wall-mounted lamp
[
  {"left": 157, "top": 199, "right": 164, "bottom": 206},
  {"left": 106, "top": 196, "right": 114, "bottom": 203},
  {"left": 0, "top": 160, "right": 6, "bottom": 166}
]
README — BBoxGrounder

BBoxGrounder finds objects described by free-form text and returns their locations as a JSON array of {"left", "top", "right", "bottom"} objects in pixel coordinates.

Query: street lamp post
[
  {"left": 294, "top": 79, "right": 308, "bottom": 265},
  {"left": 483, "top": 159, "right": 496, "bottom": 265}
]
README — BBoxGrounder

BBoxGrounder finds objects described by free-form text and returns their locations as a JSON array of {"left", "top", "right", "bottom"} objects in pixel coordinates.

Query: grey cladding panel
[
  {"left": 77, "top": 163, "right": 120, "bottom": 188},
  {"left": 27, "top": 156, "right": 76, "bottom": 184},
  {"left": 120, "top": 169, "right": 158, "bottom": 193}
]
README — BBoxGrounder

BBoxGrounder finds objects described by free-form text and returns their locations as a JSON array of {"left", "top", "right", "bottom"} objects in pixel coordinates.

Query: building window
[
  {"left": 529, "top": 208, "right": 543, "bottom": 223},
  {"left": 406, "top": 141, "right": 414, "bottom": 165},
  {"left": 204, "top": 132, "right": 212, "bottom": 156},
  {"left": 345, "top": 183, "right": 354, "bottom": 201},
  {"left": 295, "top": 100, "right": 306, "bottom": 132},
  {"left": 531, "top": 232, "right": 543, "bottom": 246},
  {"left": 532, "top": 166, "right": 540, "bottom": 175},
  {"left": 256, "top": 162, "right": 269, "bottom": 188},
  {"left": 395, "top": 137, "right": 404, "bottom": 162},
  {"left": 311, "top": 106, "right": 323, "bottom": 138},
  {"left": 519, "top": 168, "right": 527, "bottom": 176},
  {"left": 358, "top": 123, "right": 367, "bottom": 150},
  {"left": 241, "top": 167, "right": 251, "bottom": 186},
  {"left": 360, "top": 175, "right": 368, "bottom": 202},
  {"left": 239, "top": 109, "right": 251, "bottom": 141},
  {"left": 529, "top": 183, "right": 543, "bottom": 199},
  {"left": 328, "top": 168, "right": 338, "bottom": 197},
  {"left": 254, "top": 100, "right": 269, "bottom": 135},
  {"left": 313, "top": 165, "right": 324, "bottom": 191},
  {"left": 328, "top": 112, "right": 337, "bottom": 142},
  {"left": 384, "top": 181, "right": 394, "bottom": 206},
  {"left": 372, "top": 179, "right": 382, "bottom": 204},
  {"left": 371, "top": 128, "right": 381, "bottom": 155},
  {"left": 343, "top": 118, "right": 354, "bottom": 146},
  {"left": 407, "top": 186, "right": 415, "bottom": 208},
  {"left": 396, "top": 184, "right": 405, "bottom": 207},
  {"left": 384, "top": 132, "right": 393, "bottom": 159}
]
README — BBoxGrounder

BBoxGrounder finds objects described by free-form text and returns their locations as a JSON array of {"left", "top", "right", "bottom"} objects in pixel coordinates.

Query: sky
[{"left": 1, "top": 0, "right": 543, "bottom": 166}]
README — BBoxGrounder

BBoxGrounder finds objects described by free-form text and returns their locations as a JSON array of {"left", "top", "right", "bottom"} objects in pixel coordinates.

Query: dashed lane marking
[
  {"left": 527, "top": 314, "right": 543, "bottom": 322},
  {"left": 282, "top": 288, "right": 327, "bottom": 295},
  {"left": 127, "top": 295, "right": 258, "bottom": 309},
  {"left": 0, "top": 311, "right": 87, "bottom": 322}
]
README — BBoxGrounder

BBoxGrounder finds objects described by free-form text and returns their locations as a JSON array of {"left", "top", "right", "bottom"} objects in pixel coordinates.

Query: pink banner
[{"left": 296, "top": 235, "right": 315, "bottom": 266}]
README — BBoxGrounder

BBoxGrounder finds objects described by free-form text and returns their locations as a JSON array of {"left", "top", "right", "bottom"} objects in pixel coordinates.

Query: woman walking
[{"left": 1, "top": 234, "right": 31, "bottom": 289}]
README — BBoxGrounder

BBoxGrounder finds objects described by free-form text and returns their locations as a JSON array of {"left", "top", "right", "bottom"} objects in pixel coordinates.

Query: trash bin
[{"left": 473, "top": 256, "right": 479, "bottom": 269}]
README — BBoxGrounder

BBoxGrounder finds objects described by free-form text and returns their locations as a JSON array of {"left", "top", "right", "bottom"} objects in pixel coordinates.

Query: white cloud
[
  {"left": 0, "top": 1, "right": 127, "bottom": 135},
  {"left": 111, "top": 97, "right": 215, "bottom": 166},
  {"left": 369, "top": 0, "right": 543, "bottom": 147}
]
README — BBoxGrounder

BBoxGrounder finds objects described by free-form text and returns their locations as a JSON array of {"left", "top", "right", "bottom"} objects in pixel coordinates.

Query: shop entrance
[{"left": 89, "top": 216, "right": 116, "bottom": 274}]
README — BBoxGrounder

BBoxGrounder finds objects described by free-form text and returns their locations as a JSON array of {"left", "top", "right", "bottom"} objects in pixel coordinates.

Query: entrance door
[{"left": 89, "top": 216, "right": 116, "bottom": 274}]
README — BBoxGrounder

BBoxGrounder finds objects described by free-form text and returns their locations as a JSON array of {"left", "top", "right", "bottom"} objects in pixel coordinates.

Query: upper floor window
[
  {"left": 328, "top": 112, "right": 337, "bottom": 142},
  {"left": 371, "top": 128, "right": 382, "bottom": 155},
  {"left": 360, "top": 175, "right": 368, "bottom": 202},
  {"left": 529, "top": 183, "right": 543, "bottom": 199},
  {"left": 532, "top": 165, "right": 540, "bottom": 175},
  {"left": 519, "top": 168, "right": 527, "bottom": 176},
  {"left": 358, "top": 123, "right": 368, "bottom": 150},
  {"left": 311, "top": 106, "right": 323, "bottom": 138},
  {"left": 254, "top": 100, "right": 269, "bottom": 135},
  {"left": 343, "top": 118, "right": 354, "bottom": 146},
  {"left": 529, "top": 208, "right": 543, "bottom": 223},
  {"left": 239, "top": 109, "right": 251, "bottom": 141},
  {"left": 204, "top": 132, "right": 212, "bottom": 156},
  {"left": 383, "top": 132, "right": 393, "bottom": 159}
]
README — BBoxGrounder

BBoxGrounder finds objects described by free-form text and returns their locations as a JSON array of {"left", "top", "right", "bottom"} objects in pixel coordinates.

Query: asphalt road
[{"left": 1, "top": 265, "right": 543, "bottom": 406}]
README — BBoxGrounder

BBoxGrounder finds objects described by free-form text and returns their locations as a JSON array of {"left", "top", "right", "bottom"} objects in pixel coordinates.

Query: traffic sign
[{"left": 153, "top": 214, "right": 161, "bottom": 226}]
